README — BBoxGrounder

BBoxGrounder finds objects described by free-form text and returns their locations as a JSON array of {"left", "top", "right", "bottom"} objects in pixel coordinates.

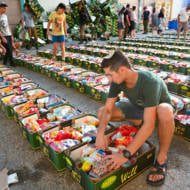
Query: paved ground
[{"left": 0, "top": 42, "right": 190, "bottom": 190}]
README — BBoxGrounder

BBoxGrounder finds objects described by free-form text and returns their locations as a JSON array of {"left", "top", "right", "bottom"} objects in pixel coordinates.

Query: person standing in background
[
  {"left": 151, "top": 8, "right": 158, "bottom": 35},
  {"left": 118, "top": 7, "right": 125, "bottom": 41},
  {"left": 130, "top": 6, "right": 137, "bottom": 38},
  {"left": 0, "top": 1, "right": 16, "bottom": 67},
  {"left": 123, "top": 4, "right": 131, "bottom": 38},
  {"left": 47, "top": 3, "right": 67, "bottom": 61},
  {"left": 158, "top": 8, "right": 165, "bottom": 35},
  {"left": 177, "top": 4, "right": 190, "bottom": 40},
  {"left": 21, "top": 3, "right": 38, "bottom": 50},
  {"left": 142, "top": 7, "right": 150, "bottom": 34},
  {"left": 78, "top": 8, "right": 88, "bottom": 44}
]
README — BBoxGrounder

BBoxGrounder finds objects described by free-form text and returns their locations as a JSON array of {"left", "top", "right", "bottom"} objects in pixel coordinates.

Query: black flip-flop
[{"left": 146, "top": 160, "right": 167, "bottom": 186}]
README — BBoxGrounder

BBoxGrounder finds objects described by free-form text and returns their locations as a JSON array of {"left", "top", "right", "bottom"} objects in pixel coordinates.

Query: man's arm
[
  {"left": 8, "top": 25, "right": 16, "bottom": 48},
  {"left": 0, "top": 42, "right": 6, "bottom": 54},
  {"left": 141, "top": 13, "right": 144, "bottom": 20},
  {"left": 0, "top": 31, "right": 6, "bottom": 43},
  {"left": 95, "top": 97, "right": 117, "bottom": 149},
  {"left": 103, "top": 106, "right": 157, "bottom": 171},
  {"left": 126, "top": 15, "right": 130, "bottom": 26},
  {"left": 122, "top": 16, "right": 125, "bottom": 28},
  {"left": 177, "top": 14, "right": 180, "bottom": 23},
  {"left": 46, "top": 20, "right": 52, "bottom": 36},
  {"left": 21, "top": 18, "right": 25, "bottom": 29},
  {"left": 126, "top": 106, "right": 157, "bottom": 155},
  {"left": 97, "top": 97, "right": 117, "bottom": 133},
  {"left": 63, "top": 18, "right": 67, "bottom": 37}
]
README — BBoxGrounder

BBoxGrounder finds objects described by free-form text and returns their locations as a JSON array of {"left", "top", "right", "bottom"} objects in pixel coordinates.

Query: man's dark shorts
[
  {"left": 115, "top": 98, "right": 144, "bottom": 120},
  {"left": 115, "top": 98, "right": 175, "bottom": 121}
]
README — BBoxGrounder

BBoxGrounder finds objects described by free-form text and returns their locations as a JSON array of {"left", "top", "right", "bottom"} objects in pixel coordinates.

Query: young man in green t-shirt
[{"left": 95, "top": 50, "right": 174, "bottom": 186}]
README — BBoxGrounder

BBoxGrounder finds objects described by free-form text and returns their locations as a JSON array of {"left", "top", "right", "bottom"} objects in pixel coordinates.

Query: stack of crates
[
  {"left": 105, "top": 16, "right": 112, "bottom": 32},
  {"left": 70, "top": 0, "right": 83, "bottom": 23},
  {"left": 66, "top": 13, "right": 75, "bottom": 29},
  {"left": 111, "top": 17, "right": 118, "bottom": 36},
  {"left": 35, "top": 24, "right": 44, "bottom": 39},
  {"left": 67, "top": 0, "right": 120, "bottom": 38},
  {"left": 27, "top": 0, "right": 44, "bottom": 18}
]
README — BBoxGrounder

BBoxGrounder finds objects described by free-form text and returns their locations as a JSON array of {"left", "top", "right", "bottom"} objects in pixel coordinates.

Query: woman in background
[
  {"left": 158, "top": 8, "right": 165, "bottom": 35},
  {"left": 118, "top": 7, "right": 125, "bottom": 41},
  {"left": 130, "top": 6, "right": 137, "bottom": 38},
  {"left": 151, "top": 8, "right": 158, "bottom": 35}
]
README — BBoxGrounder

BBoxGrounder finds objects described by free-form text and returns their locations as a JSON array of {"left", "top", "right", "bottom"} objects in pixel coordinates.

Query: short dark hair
[
  {"left": 24, "top": 3, "right": 29, "bottom": 9},
  {"left": 126, "top": 4, "right": 130, "bottom": 8},
  {"left": 56, "top": 3, "right": 66, "bottom": 11},
  {"left": 101, "top": 50, "right": 132, "bottom": 71},
  {"left": 0, "top": 1, "right": 7, "bottom": 7},
  {"left": 153, "top": 7, "right": 156, "bottom": 13},
  {"left": 132, "top": 6, "right": 136, "bottom": 11},
  {"left": 119, "top": 7, "right": 125, "bottom": 15}
]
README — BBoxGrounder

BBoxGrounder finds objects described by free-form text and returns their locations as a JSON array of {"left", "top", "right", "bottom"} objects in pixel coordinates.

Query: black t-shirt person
[
  {"left": 158, "top": 12, "right": 164, "bottom": 19},
  {"left": 79, "top": 10, "right": 88, "bottom": 25},
  {"left": 143, "top": 10, "right": 150, "bottom": 21},
  {"left": 124, "top": 9, "right": 131, "bottom": 23}
]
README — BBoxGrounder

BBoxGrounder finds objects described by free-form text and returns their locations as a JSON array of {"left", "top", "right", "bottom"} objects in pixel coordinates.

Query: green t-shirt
[{"left": 108, "top": 70, "right": 172, "bottom": 108}]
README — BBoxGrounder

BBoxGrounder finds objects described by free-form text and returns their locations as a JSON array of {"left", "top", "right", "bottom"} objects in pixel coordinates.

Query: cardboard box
[
  {"left": 38, "top": 114, "right": 114, "bottom": 171},
  {"left": 175, "top": 119, "right": 190, "bottom": 141},
  {"left": 20, "top": 103, "right": 81, "bottom": 149},
  {"left": 65, "top": 140, "right": 155, "bottom": 190}
]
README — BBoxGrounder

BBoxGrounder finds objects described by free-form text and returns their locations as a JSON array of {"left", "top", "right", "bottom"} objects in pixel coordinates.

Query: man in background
[
  {"left": 123, "top": 4, "right": 131, "bottom": 38},
  {"left": 142, "top": 7, "right": 150, "bottom": 34},
  {"left": 0, "top": 1, "right": 15, "bottom": 66},
  {"left": 177, "top": 4, "right": 190, "bottom": 40},
  {"left": 21, "top": 3, "right": 38, "bottom": 50},
  {"left": 78, "top": 8, "right": 88, "bottom": 44}
]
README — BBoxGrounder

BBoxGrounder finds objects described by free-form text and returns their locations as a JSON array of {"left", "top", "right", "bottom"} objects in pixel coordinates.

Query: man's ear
[{"left": 118, "top": 66, "right": 127, "bottom": 74}]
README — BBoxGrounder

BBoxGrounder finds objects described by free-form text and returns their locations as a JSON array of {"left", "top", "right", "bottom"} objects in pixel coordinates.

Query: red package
[
  {"left": 109, "top": 125, "right": 138, "bottom": 147},
  {"left": 54, "top": 131, "right": 72, "bottom": 141},
  {"left": 37, "top": 118, "right": 48, "bottom": 125}
]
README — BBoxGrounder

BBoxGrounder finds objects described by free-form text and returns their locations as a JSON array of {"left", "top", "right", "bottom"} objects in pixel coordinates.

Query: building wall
[
  {"left": 119, "top": 0, "right": 155, "bottom": 7},
  {"left": 171, "top": 0, "right": 190, "bottom": 19},
  {"left": 3, "top": 0, "right": 22, "bottom": 30}
]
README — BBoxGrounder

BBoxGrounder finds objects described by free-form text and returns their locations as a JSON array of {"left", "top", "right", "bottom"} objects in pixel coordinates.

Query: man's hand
[
  {"left": 12, "top": 42, "right": 16, "bottom": 49},
  {"left": 46, "top": 30, "right": 50, "bottom": 37},
  {"left": 0, "top": 47, "right": 6, "bottom": 54},
  {"left": 2, "top": 37, "right": 7, "bottom": 44},
  {"left": 2, "top": 47, "right": 6, "bottom": 54},
  {"left": 65, "top": 33, "right": 68, "bottom": 38},
  {"left": 95, "top": 132, "right": 108, "bottom": 150},
  {"left": 104, "top": 154, "right": 128, "bottom": 170}
]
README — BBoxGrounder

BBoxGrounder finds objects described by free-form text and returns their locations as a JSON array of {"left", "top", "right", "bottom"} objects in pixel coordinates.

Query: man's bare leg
[
  {"left": 52, "top": 42, "right": 58, "bottom": 59},
  {"left": 60, "top": 42, "right": 65, "bottom": 60},
  {"left": 177, "top": 24, "right": 181, "bottom": 40},
  {"left": 184, "top": 29, "right": 187, "bottom": 40},
  {"left": 148, "top": 103, "right": 174, "bottom": 183}
]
